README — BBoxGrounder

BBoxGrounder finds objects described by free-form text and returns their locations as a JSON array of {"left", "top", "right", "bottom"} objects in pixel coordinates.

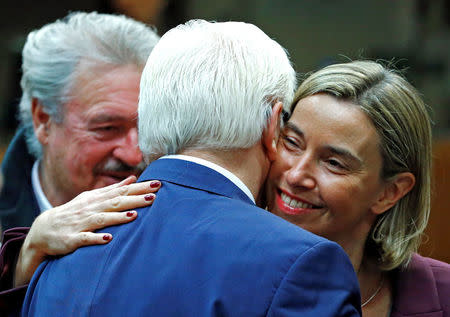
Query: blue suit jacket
[{"left": 23, "top": 158, "right": 361, "bottom": 316}]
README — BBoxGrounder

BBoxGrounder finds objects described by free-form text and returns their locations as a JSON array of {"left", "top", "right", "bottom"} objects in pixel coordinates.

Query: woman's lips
[{"left": 275, "top": 190, "right": 320, "bottom": 215}]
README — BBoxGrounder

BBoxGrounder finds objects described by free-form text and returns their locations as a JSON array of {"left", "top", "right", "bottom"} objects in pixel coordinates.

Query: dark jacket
[
  {"left": 0, "top": 227, "right": 29, "bottom": 316},
  {"left": 0, "top": 128, "right": 39, "bottom": 231},
  {"left": 392, "top": 253, "right": 450, "bottom": 317}
]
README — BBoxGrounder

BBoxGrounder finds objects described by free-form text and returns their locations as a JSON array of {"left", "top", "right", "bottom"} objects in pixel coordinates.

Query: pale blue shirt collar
[
  {"left": 31, "top": 160, "right": 53, "bottom": 213},
  {"left": 160, "top": 154, "right": 255, "bottom": 203}
]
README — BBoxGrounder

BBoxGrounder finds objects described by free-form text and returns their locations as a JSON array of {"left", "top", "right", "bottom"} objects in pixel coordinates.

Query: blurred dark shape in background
[{"left": 99, "top": 0, "right": 189, "bottom": 34}]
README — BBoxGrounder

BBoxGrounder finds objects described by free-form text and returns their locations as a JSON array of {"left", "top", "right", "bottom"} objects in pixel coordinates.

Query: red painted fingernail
[
  {"left": 126, "top": 211, "right": 135, "bottom": 217},
  {"left": 145, "top": 194, "right": 155, "bottom": 201},
  {"left": 103, "top": 234, "right": 111, "bottom": 241},
  {"left": 150, "top": 181, "right": 160, "bottom": 188}
]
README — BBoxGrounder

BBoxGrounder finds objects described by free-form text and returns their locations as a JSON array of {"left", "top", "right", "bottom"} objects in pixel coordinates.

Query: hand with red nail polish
[
  {"left": 14, "top": 176, "right": 161, "bottom": 287},
  {"left": 103, "top": 234, "right": 112, "bottom": 241}
]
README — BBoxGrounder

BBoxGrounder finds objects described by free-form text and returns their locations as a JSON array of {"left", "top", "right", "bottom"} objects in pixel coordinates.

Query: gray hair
[
  {"left": 292, "top": 60, "right": 432, "bottom": 270},
  {"left": 19, "top": 11, "right": 160, "bottom": 158},
  {"left": 138, "top": 19, "right": 296, "bottom": 160}
]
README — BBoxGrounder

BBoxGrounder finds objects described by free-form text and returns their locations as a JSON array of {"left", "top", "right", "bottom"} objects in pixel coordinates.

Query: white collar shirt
[
  {"left": 160, "top": 154, "right": 255, "bottom": 204},
  {"left": 31, "top": 160, "right": 53, "bottom": 213}
]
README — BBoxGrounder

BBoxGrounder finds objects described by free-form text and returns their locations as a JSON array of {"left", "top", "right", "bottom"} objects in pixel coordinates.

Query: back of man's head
[
  {"left": 19, "top": 11, "right": 159, "bottom": 159},
  {"left": 138, "top": 20, "right": 296, "bottom": 160}
]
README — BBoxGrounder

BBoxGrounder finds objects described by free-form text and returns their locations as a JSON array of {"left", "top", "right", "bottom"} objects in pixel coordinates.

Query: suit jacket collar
[
  {"left": 139, "top": 158, "right": 255, "bottom": 206},
  {"left": 391, "top": 253, "right": 444, "bottom": 317}
]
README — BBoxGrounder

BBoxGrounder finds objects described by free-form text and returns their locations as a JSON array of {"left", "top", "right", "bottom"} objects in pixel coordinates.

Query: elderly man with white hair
[
  {"left": 0, "top": 12, "right": 161, "bottom": 315},
  {"left": 23, "top": 20, "right": 361, "bottom": 316}
]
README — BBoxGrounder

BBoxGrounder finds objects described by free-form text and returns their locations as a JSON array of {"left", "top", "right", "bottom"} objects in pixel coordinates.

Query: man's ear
[
  {"left": 31, "top": 98, "right": 51, "bottom": 145},
  {"left": 262, "top": 101, "right": 283, "bottom": 162},
  {"left": 371, "top": 172, "right": 416, "bottom": 215}
]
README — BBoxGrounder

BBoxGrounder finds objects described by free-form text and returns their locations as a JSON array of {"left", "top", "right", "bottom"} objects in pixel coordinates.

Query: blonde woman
[{"left": 265, "top": 60, "right": 449, "bottom": 316}]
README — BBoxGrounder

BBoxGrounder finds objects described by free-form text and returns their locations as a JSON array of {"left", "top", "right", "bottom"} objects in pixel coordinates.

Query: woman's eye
[{"left": 282, "top": 135, "right": 300, "bottom": 149}]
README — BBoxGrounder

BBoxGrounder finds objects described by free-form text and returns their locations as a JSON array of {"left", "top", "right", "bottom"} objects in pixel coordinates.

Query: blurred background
[{"left": 0, "top": 0, "right": 448, "bottom": 262}]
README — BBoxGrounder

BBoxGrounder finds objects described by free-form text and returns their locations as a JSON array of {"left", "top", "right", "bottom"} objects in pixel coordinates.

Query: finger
[
  {"left": 119, "top": 175, "right": 138, "bottom": 185},
  {"left": 83, "top": 210, "right": 139, "bottom": 232},
  {"left": 93, "top": 193, "right": 156, "bottom": 213},
  {"left": 70, "top": 232, "right": 114, "bottom": 250},
  {"left": 73, "top": 177, "right": 143, "bottom": 207},
  {"left": 88, "top": 180, "right": 161, "bottom": 205},
  {"left": 113, "top": 180, "right": 161, "bottom": 197},
  {"left": 93, "top": 175, "right": 138, "bottom": 195}
]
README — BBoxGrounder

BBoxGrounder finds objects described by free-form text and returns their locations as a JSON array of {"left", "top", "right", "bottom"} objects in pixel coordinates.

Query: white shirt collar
[
  {"left": 31, "top": 160, "right": 53, "bottom": 213},
  {"left": 160, "top": 154, "right": 255, "bottom": 203}
]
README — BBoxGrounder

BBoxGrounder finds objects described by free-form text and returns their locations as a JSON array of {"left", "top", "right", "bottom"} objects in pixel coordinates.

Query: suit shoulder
[
  {"left": 411, "top": 253, "right": 450, "bottom": 278},
  {"left": 229, "top": 198, "right": 330, "bottom": 243},
  {"left": 210, "top": 197, "right": 342, "bottom": 257},
  {"left": 393, "top": 253, "right": 450, "bottom": 314},
  {"left": 418, "top": 255, "right": 450, "bottom": 308}
]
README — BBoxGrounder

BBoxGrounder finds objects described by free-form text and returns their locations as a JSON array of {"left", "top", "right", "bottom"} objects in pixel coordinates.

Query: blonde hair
[{"left": 292, "top": 61, "right": 432, "bottom": 270}]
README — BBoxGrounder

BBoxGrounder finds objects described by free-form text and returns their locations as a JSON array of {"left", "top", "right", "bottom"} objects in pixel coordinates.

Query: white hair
[
  {"left": 138, "top": 19, "right": 296, "bottom": 159},
  {"left": 19, "top": 11, "right": 160, "bottom": 158}
]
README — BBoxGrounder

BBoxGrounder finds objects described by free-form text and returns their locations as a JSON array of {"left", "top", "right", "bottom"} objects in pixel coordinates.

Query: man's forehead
[{"left": 62, "top": 64, "right": 141, "bottom": 123}]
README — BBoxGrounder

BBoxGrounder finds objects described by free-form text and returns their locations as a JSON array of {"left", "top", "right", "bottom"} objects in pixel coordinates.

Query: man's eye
[
  {"left": 326, "top": 159, "right": 346, "bottom": 170},
  {"left": 97, "top": 126, "right": 118, "bottom": 132}
]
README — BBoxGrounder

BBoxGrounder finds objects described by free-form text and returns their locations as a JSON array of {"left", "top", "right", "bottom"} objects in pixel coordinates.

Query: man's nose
[{"left": 113, "top": 127, "right": 143, "bottom": 167}]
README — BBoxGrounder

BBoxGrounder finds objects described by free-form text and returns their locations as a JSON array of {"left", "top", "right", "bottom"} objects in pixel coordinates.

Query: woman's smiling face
[{"left": 266, "top": 93, "right": 387, "bottom": 249}]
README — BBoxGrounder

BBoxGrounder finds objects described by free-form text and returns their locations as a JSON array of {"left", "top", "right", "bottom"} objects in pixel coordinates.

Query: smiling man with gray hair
[
  {"left": 23, "top": 20, "right": 361, "bottom": 316},
  {"left": 0, "top": 12, "right": 158, "bottom": 232},
  {"left": 0, "top": 12, "right": 160, "bottom": 314}
]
